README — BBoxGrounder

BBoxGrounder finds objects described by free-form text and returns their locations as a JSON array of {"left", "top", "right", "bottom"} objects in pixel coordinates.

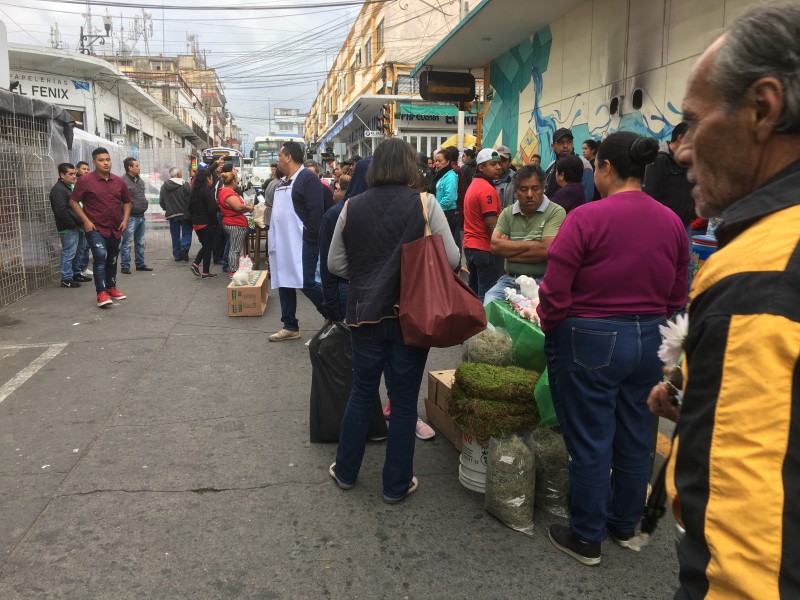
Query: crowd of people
[{"left": 45, "top": 2, "right": 800, "bottom": 594}]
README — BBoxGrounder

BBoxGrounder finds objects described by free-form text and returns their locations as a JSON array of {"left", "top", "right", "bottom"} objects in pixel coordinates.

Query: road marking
[
  {"left": 0, "top": 343, "right": 67, "bottom": 404},
  {"left": 656, "top": 432, "right": 672, "bottom": 458}
]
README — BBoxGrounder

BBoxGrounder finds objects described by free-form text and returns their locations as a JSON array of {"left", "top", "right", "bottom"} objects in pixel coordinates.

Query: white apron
[{"left": 268, "top": 174, "right": 304, "bottom": 289}]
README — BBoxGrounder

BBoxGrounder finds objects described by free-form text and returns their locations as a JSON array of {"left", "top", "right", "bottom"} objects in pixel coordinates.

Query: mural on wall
[{"left": 484, "top": 26, "right": 682, "bottom": 167}]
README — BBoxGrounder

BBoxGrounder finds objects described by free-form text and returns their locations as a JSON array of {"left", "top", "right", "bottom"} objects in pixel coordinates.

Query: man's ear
[{"left": 750, "top": 76, "right": 784, "bottom": 143}]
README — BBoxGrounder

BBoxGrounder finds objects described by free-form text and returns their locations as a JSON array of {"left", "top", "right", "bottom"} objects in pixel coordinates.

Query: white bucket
[{"left": 459, "top": 431, "right": 489, "bottom": 493}]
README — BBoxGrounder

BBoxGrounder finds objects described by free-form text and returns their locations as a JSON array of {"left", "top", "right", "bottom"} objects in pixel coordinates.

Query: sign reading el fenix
[{"left": 10, "top": 71, "right": 91, "bottom": 102}]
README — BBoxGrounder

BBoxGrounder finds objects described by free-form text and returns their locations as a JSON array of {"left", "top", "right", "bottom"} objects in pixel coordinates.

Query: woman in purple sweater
[{"left": 537, "top": 132, "right": 689, "bottom": 566}]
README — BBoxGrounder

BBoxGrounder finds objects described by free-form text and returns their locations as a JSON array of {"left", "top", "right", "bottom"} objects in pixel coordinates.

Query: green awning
[{"left": 398, "top": 103, "right": 459, "bottom": 117}]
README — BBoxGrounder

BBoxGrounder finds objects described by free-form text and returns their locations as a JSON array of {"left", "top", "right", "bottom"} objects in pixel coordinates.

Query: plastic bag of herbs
[
  {"left": 462, "top": 326, "right": 513, "bottom": 366},
  {"left": 532, "top": 427, "right": 571, "bottom": 518},
  {"left": 484, "top": 432, "right": 536, "bottom": 535}
]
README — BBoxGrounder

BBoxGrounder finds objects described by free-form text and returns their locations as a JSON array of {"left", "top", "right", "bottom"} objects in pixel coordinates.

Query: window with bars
[
  {"left": 376, "top": 19, "right": 384, "bottom": 51},
  {"left": 365, "top": 37, "right": 372, "bottom": 66}
]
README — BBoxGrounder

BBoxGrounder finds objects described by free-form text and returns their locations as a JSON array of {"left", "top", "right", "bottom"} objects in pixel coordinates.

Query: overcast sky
[{"left": 1, "top": 0, "right": 364, "bottom": 153}]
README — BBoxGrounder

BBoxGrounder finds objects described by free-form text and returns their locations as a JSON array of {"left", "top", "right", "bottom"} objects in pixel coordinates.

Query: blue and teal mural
[{"left": 484, "top": 26, "right": 682, "bottom": 166}]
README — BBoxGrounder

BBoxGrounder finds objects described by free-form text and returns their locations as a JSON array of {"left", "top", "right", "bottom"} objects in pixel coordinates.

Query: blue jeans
[
  {"left": 120, "top": 215, "right": 146, "bottom": 268},
  {"left": 483, "top": 274, "right": 518, "bottom": 306},
  {"left": 334, "top": 318, "right": 430, "bottom": 499},
  {"left": 76, "top": 230, "right": 90, "bottom": 272},
  {"left": 169, "top": 217, "right": 192, "bottom": 259},
  {"left": 85, "top": 230, "right": 121, "bottom": 293},
  {"left": 58, "top": 229, "right": 80, "bottom": 281},
  {"left": 544, "top": 315, "right": 665, "bottom": 543},
  {"left": 464, "top": 247, "right": 500, "bottom": 302},
  {"left": 277, "top": 241, "right": 326, "bottom": 331}
]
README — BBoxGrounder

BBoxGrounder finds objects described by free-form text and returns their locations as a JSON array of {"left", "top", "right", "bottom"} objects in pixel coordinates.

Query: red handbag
[{"left": 398, "top": 195, "right": 487, "bottom": 348}]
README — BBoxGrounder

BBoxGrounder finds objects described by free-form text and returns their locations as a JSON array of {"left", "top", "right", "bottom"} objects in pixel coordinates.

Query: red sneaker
[
  {"left": 107, "top": 287, "right": 127, "bottom": 300},
  {"left": 383, "top": 400, "right": 391, "bottom": 420},
  {"left": 97, "top": 291, "right": 113, "bottom": 307}
]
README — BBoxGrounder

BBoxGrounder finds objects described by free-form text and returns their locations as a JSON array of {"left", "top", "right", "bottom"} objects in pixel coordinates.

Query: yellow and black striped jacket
[{"left": 667, "top": 160, "right": 800, "bottom": 599}]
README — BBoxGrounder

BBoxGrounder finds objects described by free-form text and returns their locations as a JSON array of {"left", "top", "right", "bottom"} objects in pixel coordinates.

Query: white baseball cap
[{"left": 476, "top": 148, "right": 500, "bottom": 165}]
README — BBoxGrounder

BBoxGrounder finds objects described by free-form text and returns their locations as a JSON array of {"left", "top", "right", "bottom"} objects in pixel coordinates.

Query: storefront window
[{"left": 66, "top": 109, "right": 85, "bottom": 130}]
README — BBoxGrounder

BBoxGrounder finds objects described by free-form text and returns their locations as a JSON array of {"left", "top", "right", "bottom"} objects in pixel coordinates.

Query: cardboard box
[
  {"left": 227, "top": 270, "right": 269, "bottom": 317},
  {"left": 425, "top": 370, "right": 461, "bottom": 451}
]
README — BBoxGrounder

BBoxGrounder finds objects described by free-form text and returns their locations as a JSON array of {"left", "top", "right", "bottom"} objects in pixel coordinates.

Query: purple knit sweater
[{"left": 537, "top": 190, "right": 689, "bottom": 333}]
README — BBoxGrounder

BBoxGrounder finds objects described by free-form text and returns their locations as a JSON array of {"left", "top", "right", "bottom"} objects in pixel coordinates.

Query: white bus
[
  {"left": 251, "top": 135, "right": 304, "bottom": 191},
  {"left": 201, "top": 147, "right": 250, "bottom": 187}
]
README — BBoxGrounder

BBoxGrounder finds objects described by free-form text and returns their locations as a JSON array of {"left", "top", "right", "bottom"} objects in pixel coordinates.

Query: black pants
[
  {"left": 212, "top": 211, "right": 227, "bottom": 262},
  {"left": 194, "top": 225, "right": 215, "bottom": 273}
]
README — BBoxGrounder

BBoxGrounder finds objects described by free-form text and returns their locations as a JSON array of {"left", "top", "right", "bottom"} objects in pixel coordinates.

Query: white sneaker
[
  {"left": 415, "top": 418, "right": 435, "bottom": 440},
  {"left": 81, "top": 268, "right": 93, "bottom": 276}
]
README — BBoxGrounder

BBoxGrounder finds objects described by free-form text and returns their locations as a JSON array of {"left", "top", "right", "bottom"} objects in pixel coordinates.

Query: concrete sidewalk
[{"left": 0, "top": 243, "right": 680, "bottom": 599}]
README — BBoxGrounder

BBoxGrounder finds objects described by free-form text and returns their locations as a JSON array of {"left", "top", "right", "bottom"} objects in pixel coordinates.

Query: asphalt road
[{"left": 0, "top": 238, "right": 680, "bottom": 599}]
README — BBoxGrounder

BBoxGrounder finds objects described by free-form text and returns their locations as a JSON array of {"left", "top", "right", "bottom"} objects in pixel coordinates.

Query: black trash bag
[{"left": 308, "top": 322, "right": 388, "bottom": 443}]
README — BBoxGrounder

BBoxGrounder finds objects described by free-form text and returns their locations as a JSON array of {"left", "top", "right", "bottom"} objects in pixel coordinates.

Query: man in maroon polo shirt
[{"left": 69, "top": 147, "right": 132, "bottom": 308}]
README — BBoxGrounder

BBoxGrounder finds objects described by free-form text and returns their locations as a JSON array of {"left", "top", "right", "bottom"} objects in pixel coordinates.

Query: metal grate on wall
[{"left": 0, "top": 111, "right": 62, "bottom": 308}]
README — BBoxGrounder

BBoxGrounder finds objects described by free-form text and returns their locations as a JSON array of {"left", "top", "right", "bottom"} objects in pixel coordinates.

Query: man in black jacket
[
  {"left": 159, "top": 167, "right": 192, "bottom": 261},
  {"left": 120, "top": 157, "right": 152, "bottom": 274},
  {"left": 49, "top": 162, "right": 92, "bottom": 288},
  {"left": 644, "top": 121, "right": 695, "bottom": 285},
  {"left": 644, "top": 122, "right": 694, "bottom": 226}
]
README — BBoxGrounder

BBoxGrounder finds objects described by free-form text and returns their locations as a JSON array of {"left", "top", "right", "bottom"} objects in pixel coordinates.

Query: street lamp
[{"left": 79, "top": 11, "right": 113, "bottom": 55}]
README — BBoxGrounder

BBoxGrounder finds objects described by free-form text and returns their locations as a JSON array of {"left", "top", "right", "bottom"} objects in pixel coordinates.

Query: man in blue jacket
[{"left": 268, "top": 141, "right": 326, "bottom": 341}]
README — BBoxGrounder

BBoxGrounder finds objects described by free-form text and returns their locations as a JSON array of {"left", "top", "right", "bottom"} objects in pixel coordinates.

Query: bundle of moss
[
  {"left": 454, "top": 362, "right": 540, "bottom": 404},
  {"left": 450, "top": 363, "right": 540, "bottom": 441},
  {"left": 462, "top": 328, "right": 513, "bottom": 366}
]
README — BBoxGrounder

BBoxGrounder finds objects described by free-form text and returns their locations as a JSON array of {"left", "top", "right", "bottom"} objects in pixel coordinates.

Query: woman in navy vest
[{"left": 327, "top": 138, "right": 460, "bottom": 503}]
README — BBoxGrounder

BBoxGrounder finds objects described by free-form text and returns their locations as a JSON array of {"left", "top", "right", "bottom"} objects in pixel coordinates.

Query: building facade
[
  {"left": 305, "top": 0, "right": 475, "bottom": 160},
  {"left": 414, "top": 0, "right": 758, "bottom": 167},
  {"left": 108, "top": 51, "right": 239, "bottom": 150},
  {"left": 8, "top": 44, "right": 209, "bottom": 154}
]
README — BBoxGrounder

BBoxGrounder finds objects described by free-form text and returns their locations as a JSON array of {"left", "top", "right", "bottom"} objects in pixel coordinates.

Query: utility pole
[{"left": 456, "top": 0, "right": 467, "bottom": 155}]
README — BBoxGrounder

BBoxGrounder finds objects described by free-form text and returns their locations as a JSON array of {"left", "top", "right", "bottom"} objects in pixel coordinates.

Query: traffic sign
[{"left": 364, "top": 130, "right": 384, "bottom": 138}]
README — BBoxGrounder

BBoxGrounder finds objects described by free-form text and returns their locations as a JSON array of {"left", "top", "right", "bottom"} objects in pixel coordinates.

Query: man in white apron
[{"left": 268, "top": 141, "right": 326, "bottom": 341}]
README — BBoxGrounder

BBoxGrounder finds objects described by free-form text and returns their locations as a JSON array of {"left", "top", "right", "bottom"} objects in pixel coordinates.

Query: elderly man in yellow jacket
[{"left": 648, "top": 3, "right": 800, "bottom": 598}]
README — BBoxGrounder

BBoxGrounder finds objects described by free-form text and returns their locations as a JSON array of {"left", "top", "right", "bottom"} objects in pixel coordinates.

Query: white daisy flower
[{"left": 658, "top": 313, "right": 689, "bottom": 367}]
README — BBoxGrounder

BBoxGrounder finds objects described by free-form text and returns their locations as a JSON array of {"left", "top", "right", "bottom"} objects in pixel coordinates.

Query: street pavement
[{"left": 0, "top": 238, "right": 680, "bottom": 599}]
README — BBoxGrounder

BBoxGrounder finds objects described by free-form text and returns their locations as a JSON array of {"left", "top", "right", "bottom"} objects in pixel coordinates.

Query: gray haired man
[
  {"left": 159, "top": 167, "right": 192, "bottom": 261},
  {"left": 646, "top": 2, "right": 800, "bottom": 597}
]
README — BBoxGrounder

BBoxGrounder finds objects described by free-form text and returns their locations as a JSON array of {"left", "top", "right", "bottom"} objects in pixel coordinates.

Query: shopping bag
[
  {"left": 308, "top": 321, "right": 388, "bottom": 443},
  {"left": 534, "top": 368, "right": 559, "bottom": 427},
  {"left": 398, "top": 197, "right": 486, "bottom": 348},
  {"left": 253, "top": 203, "right": 267, "bottom": 229}
]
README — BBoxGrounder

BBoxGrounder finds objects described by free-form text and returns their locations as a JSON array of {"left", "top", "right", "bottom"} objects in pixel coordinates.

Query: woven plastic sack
[{"left": 484, "top": 433, "right": 536, "bottom": 535}]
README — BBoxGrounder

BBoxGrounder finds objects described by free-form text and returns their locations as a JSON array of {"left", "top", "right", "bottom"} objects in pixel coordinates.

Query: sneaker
[
  {"left": 328, "top": 463, "right": 354, "bottom": 490},
  {"left": 73, "top": 273, "right": 92, "bottom": 282},
  {"left": 383, "top": 476, "right": 419, "bottom": 504},
  {"left": 180, "top": 249, "right": 189, "bottom": 262},
  {"left": 190, "top": 263, "right": 201, "bottom": 277},
  {"left": 415, "top": 418, "right": 436, "bottom": 440},
  {"left": 201, "top": 273, "right": 218, "bottom": 279},
  {"left": 607, "top": 525, "right": 642, "bottom": 552},
  {"left": 97, "top": 291, "right": 113, "bottom": 307},
  {"left": 107, "top": 287, "right": 126, "bottom": 300},
  {"left": 136, "top": 265, "right": 153, "bottom": 271},
  {"left": 368, "top": 433, "right": 388, "bottom": 442},
  {"left": 60, "top": 279, "right": 80, "bottom": 288},
  {"left": 549, "top": 524, "right": 601, "bottom": 566},
  {"left": 81, "top": 268, "right": 93, "bottom": 276},
  {"left": 121, "top": 267, "right": 131, "bottom": 274},
  {"left": 383, "top": 400, "right": 391, "bottom": 419},
  {"left": 268, "top": 329, "right": 301, "bottom": 342}
]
